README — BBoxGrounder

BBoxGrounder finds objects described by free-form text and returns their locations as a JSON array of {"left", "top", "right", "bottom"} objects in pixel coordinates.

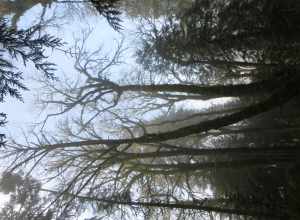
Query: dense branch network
[{"left": 2, "top": 0, "right": 300, "bottom": 219}]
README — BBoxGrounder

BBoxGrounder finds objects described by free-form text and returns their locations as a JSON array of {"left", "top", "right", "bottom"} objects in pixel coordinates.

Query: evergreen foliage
[
  {"left": 0, "top": 18, "right": 61, "bottom": 146},
  {"left": 1, "top": 0, "right": 300, "bottom": 219}
]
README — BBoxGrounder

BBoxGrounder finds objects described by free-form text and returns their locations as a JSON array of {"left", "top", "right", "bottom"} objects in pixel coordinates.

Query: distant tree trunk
[
  {"left": 130, "top": 158, "right": 296, "bottom": 175},
  {"left": 59, "top": 192, "right": 287, "bottom": 219},
  {"left": 113, "top": 146, "right": 300, "bottom": 161}
]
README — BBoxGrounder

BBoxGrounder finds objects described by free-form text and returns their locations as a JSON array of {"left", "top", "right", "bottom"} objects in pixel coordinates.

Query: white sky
[
  {"left": 0, "top": 2, "right": 214, "bottom": 219},
  {"left": 0, "top": 2, "right": 139, "bottom": 138},
  {"left": 0, "top": 2, "right": 138, "bottom": 218}
]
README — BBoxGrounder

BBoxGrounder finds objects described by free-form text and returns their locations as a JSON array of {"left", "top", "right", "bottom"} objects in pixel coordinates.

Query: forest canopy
[{"left": 0, "top": 0, "right": 300, "bottom": 220}]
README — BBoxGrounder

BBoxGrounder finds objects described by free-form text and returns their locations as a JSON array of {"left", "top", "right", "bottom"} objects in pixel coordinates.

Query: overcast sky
[
  {"left": 0, "top": 2, "right": 139, "bottom": 217},
  {"left": 0, "top": 3, "right": 217, "bottom": 218},
  {"left": 0, "top": 2, "right": 139, "bottom": 140}
]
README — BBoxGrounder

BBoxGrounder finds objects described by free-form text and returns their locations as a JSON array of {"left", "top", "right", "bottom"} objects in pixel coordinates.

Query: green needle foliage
[{"left": 0, "top": 18, "right": 62, "bottom": 146}]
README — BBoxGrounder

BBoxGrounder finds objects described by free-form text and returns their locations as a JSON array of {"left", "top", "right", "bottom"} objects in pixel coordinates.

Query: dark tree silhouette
[
  {"left": 0, "top": 172, "right": 82, "bottom": 220},
  {"left": 0, "top": 172, "right": 54, "bottom": 220},
  {"left": 91, "top": 0, "right": 122, "bottom": 30},
  {"left": 2, "top": 0, "right": 300, "bottom": 219}
]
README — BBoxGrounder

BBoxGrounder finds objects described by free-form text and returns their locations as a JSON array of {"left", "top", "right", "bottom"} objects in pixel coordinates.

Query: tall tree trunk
[
  {"left": 42, "top": 73, "right": 300, "bottom": 149},
  {"left": 43, "top": 189, "right": 286, "bottom": 219}
]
